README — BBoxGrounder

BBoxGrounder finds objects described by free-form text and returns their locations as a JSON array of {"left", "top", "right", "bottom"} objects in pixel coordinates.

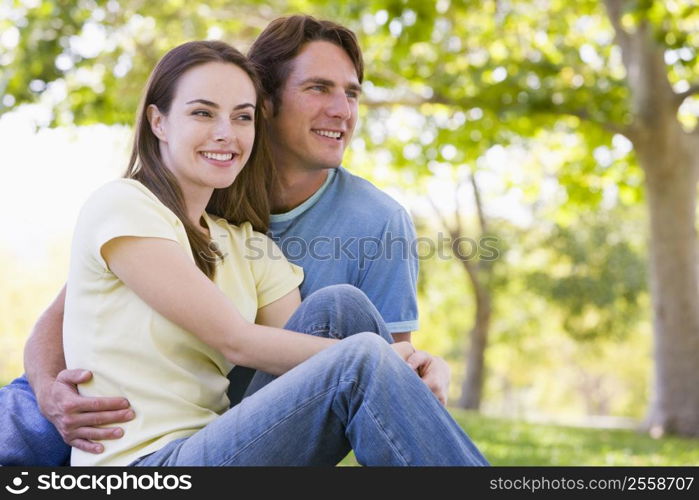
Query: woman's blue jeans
[{"left": 132, "top": 285, "right": 489, "bottom": 466}]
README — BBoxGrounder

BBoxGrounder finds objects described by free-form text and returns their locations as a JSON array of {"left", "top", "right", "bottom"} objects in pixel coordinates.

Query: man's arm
[
  {"left": 24, "top": 286, "right": 69, "bottom": 395},
  {"left": 391, "top": 332, "right": 411, "bottom": 343},
  {"left": 24, "top": 285, "right": 134, "bottom": 454},
  {"left": 356, "top": 207, "right": 451, "bottom": 403}
]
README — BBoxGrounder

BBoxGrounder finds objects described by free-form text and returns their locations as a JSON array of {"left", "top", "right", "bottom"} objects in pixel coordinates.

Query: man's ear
[{"left": 146, "top": 104, "right": 167, "bottom": 141}]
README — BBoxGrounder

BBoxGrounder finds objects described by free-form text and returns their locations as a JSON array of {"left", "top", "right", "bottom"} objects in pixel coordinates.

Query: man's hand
[
  {"left": 390, "top": 341, "right": 416, "bottom": 362},
  {"left": 406, "top": 350, "right": 451, "bottom": 405},
  {"left": 37, "top": 369, "right": 134, "bottom": 454}
]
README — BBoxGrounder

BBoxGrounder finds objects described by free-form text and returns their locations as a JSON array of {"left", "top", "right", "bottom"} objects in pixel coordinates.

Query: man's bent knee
[
  {"left": 305, "top": 284, "right": 367, "bottom": 305},
  {"left": 340, "top": 331, "right": 390, "bottom": 360}
]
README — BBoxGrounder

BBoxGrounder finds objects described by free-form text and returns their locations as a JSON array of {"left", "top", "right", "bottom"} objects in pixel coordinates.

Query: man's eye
[
  {"left": 310, "top": 85, "right": 326, "bottom": 92},
  {"left": 346, "top": 91, "right": 359, "bottom": 99}
]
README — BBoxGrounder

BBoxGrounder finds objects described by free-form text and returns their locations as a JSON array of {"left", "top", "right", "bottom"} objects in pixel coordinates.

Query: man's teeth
[
  {"left": 314, "top": 130, "right": 342, "bottom": 139},
  {"left": 202, "top": 152, "right": 233, "bottom": 161}
]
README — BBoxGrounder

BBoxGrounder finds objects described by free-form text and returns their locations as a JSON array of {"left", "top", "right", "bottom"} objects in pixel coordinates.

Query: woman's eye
[
  {"left": 236, "top": 114, "right": 253, "bottom": 121},
  {"left": 193, "top": 110, "right": 212, "bottom": 117}
]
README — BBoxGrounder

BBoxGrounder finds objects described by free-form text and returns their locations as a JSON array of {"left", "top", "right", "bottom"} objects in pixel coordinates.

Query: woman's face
[{"left": 148, "top": 61, "right": 257, "bottom": 198}]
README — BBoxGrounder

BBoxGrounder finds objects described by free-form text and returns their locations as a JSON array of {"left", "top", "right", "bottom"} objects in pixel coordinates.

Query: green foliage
[
  {"left": 393, "top": 203, "right": 652, "bottom": 418},
  {"left": 0, "top": 0, "right": 315, "bottom": 125},
  {"left": 525, "top": 209, "right": 647, "bottom": 341},
  {"left": 0, "top": 0, "right": 680, "bottom": 211}
]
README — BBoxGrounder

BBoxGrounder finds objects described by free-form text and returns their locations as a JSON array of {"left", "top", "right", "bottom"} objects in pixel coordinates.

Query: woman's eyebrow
[
  {"left": 185, "top": 99, "right": 255, "bottom": 110},
  {"left": 186, "top": 98, "right": 218, "bottom": 108}
]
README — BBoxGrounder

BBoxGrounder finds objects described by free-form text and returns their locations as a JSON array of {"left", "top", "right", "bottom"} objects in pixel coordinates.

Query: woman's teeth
[{"left": 202, "top": 152, "right": 233, "bottom": 161}]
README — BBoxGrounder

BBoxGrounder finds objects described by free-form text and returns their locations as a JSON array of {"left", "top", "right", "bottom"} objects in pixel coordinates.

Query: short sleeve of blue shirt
[
  {"left": 355, "top": 207, "right": 419, "bottom": 333},
  {"left": 269, "top": 167, "right": 419, "bottom": 334}
]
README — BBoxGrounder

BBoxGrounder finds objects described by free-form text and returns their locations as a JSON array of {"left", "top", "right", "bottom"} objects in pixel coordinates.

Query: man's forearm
[
  {"left": 24, "top": 285, "right": 68, "bottom": 403},
  {"left": 391, "top": 331, "right": 412, "bottom": 343}
]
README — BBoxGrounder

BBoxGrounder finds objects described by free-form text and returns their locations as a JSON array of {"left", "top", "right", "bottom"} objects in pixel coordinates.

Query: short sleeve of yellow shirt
[
  {"left": 79, "top": 178, "right": 186, "bottom": 270},
  {"left": 64, "top": 179, "right": 303, "bottom": 466},
  {"left": 241, "top": 223, "right": 305, "bottom": 308}
]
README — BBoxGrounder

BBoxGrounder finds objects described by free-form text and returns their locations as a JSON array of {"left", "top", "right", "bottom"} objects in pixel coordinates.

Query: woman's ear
[{"left": 146, "top": 104, "right": 167, "bottom": 141}]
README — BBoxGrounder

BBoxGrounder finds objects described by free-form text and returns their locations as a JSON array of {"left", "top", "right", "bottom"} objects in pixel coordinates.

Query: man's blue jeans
[
  {"left": 0, "top": 374, "right": 70, "bottom": 465},
  {"left": 133, "top": 285, "right": 488, "bottom": 466},
  {"left": 0, "top": 285, "right": 488, "bottom": 466}
]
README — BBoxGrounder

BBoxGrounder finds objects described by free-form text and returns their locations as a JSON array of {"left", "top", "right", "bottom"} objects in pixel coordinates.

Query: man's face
[{"left": 269, "top": 40, "right": 360, "bottom": 172}]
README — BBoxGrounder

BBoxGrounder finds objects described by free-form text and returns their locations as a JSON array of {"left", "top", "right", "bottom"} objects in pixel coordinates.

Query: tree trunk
[
  {"left": 636, "top": 130, "right": 699, "bottom": 437},
  {"left": 458, "top": 285, "right": 491, "bottom": 409},
  {"left": 450, "top": 226, "right": 493, "bottom": 410},
  {"left": 603, "top": 0, "right": 699, "bottom": 437}
]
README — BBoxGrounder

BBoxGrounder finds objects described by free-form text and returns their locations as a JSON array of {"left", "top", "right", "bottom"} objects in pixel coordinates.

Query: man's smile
[{"left": 312, "top": 129, "right": 344, "bottom": 140}]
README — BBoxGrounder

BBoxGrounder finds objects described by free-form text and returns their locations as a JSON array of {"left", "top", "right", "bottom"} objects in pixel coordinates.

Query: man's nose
[{"left": 326, "top": 91, "right": 352, "bottom": 120}]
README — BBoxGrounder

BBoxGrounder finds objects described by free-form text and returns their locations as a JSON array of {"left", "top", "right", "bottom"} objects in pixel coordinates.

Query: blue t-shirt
[{"left": 267, "top": 167, "right": 419, "bottom": 333}]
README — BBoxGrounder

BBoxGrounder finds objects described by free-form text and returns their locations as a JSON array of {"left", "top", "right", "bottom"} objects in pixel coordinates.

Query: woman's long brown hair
[{"left": 125, "top": 41, "right": 273, "bottom": 279}]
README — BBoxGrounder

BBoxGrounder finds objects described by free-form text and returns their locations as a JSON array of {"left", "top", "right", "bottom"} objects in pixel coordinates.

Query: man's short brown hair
[{"left": 248, "top": 15, "right": 364, "bottom": 114}]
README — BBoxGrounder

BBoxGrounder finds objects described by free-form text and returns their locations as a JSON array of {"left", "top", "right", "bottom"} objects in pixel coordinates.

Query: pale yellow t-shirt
[{"left": 63, "top": 179, "right": 303, "bottom": 466}]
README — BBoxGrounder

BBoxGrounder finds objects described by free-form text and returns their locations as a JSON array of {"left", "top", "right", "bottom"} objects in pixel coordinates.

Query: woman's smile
[{"left": 199, "top": 150, "right": 239, "bottom": 167}]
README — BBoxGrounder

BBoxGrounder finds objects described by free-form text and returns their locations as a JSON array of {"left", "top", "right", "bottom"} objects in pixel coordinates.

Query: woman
[{"left": 63, "top": 40, "right": 488, "bottom": 466}]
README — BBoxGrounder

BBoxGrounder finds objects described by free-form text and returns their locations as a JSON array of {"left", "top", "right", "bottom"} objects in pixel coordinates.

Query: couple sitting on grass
[{"left": 1, "top": 15, "right": 488, "bottom": 467}]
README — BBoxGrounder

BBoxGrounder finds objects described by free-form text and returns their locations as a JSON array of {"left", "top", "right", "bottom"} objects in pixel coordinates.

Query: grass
[{"left": 340, "top": 409, "right": 699, "bottom": 466}]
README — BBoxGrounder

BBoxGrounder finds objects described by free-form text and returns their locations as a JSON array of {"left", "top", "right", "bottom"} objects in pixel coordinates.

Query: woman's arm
[
  {"left": 255, "top": 289, "right": 301, "bottom": 328},
  {"left": 102, "top": 236, "right": 336, "bottom": 375}
]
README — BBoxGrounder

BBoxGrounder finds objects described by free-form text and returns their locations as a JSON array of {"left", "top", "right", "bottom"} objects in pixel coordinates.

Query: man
[{"left": 0, "top": 15, "right": 450, "bottom": 466}]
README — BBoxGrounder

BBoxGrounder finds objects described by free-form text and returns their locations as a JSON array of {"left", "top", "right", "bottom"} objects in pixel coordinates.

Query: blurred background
[{"left": 1, "top": 0, "right": 698, "bottom": 464}]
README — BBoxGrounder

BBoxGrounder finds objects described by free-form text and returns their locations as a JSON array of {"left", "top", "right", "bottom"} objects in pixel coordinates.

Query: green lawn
[{"left": 341, "top": 409, "right": 699, "bottom": 466}]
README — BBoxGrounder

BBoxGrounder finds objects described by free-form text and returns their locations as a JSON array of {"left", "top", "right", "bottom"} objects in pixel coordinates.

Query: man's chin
[{"left": 308, "top": 162, "right": 342, "bottom": 171}]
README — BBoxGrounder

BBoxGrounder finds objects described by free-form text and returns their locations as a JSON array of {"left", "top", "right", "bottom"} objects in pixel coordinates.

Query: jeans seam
[
  {"left": 308, "top": 323, "right": 330, "bottom": 332},
  {"left": 307, "top": 322, "right": 343, "bottom": 339},
  {"left": 216, "top": 385, "right": 339, "bottom": 466},
  {"left": 352, "top": 385, "right": 410, "bottom": 466}
]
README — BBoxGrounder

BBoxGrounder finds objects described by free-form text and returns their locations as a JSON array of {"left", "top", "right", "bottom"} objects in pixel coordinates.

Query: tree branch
[
  {"left": 454, "top": 175, "right": 465, "bottom": 237},
  {"left": 563, "top": 109, "right": 636, "bottom": 140},
  {"left": 603, "top": 0, "right": 677, "bottom": 125},
  {"left": 469, "top": 168, "right": 488, "bottom": 236},
  {"left": 676, "top": 84, "right": 699, "bottom": 106},
  {"left": 602, "top": 0, "right": 632, "bottom": 56},
  {"left": 361, "top": 93, "right": 471, "bottom": 109},
  {"left": 427, "top": 195, "right": 456, "bottom": 237},
  {"left": 364, "top": 92, "right": 635, "bottom": 139}
]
